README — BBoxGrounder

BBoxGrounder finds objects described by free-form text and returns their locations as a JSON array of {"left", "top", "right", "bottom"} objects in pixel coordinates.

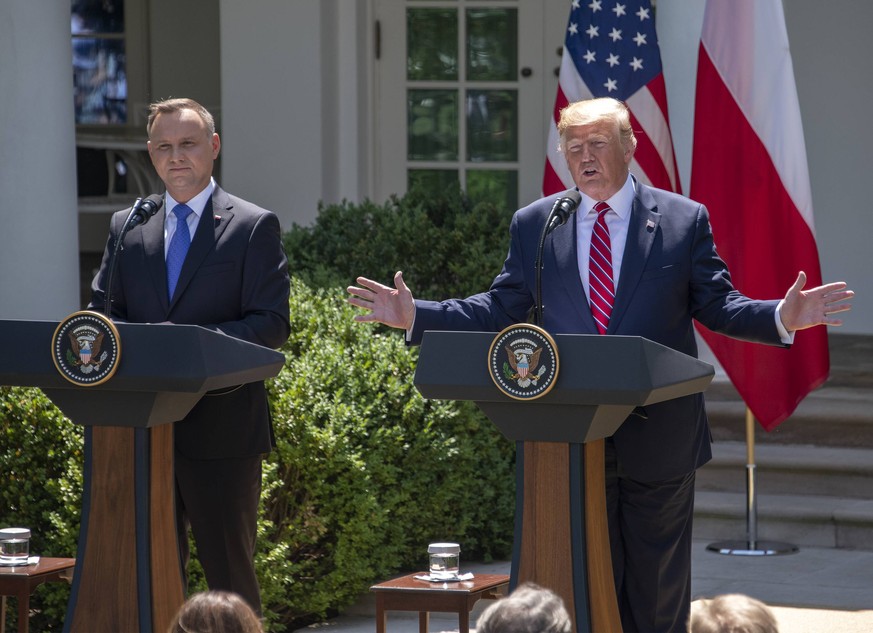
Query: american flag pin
[
  {"left": 646, "top": 219, "right": 655, "bottom": 230},
  {"left": 214, "top": 215, "right": 221, "bottom": 221}
]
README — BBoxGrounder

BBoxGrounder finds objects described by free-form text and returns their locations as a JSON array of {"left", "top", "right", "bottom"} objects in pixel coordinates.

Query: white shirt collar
[
  {"left": 164, "top": 177, "right": 216, "bottom": 220},
  {"left": 577, "top": 173, "right": 635, "bottom": 219}
]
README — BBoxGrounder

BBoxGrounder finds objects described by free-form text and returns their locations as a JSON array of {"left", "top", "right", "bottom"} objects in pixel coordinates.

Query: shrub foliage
[
  {"left": 0, "top": 387, "right": 83, "bottom": 632},
  {"left": 283, "top": 187, "right": 513, "bottom": 299},
  {"left": 258, "top": 281, "right": 514, "bottom": 629}
]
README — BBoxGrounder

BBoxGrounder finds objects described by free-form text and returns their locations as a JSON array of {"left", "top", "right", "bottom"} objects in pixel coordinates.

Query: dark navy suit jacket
[
  {"left": 89, "top": 185, "right": 291, "bottom": 460},
  {"left": 411, "top": 180, "right": 785, "bottom": 481}
]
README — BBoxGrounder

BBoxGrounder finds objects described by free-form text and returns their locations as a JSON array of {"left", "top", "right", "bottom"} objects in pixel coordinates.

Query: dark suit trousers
[
  {"left": 174, "top": 450, "right": 264, "bottom": 615},
  {"left": 605, "top": 438, "right": 696, "bottom": 633}
]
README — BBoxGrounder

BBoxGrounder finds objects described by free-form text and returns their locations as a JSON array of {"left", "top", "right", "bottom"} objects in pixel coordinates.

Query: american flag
[{"left": 543, "top": 0, "right": 680, "bottom": 195}]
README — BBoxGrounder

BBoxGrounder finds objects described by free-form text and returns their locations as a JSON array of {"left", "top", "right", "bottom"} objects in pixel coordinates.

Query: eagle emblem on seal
[
  {"left": 67, "top": 329, "right": 108, "bottom": 373},
  {"left": 503, "top": 341, "right": 547, "bottom": 388}
]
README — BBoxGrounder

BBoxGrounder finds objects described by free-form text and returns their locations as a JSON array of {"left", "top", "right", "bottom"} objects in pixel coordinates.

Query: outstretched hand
[
  {"left": 780, "top": 271, "right": 854, "bottom": 332},
  {"left": 347, "top": 271, "right": 416, "bottom": 331}
]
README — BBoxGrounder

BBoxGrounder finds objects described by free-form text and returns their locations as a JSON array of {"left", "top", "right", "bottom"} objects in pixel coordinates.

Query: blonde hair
[
  {"left": 557, "top": 97, "right": 637, "bottom": 153},
  {"left": 689, "top": 594, "right": 779, "bottom": 633},
  {"left": 167, "top": 591, "right": 263, "bottom": 633}
]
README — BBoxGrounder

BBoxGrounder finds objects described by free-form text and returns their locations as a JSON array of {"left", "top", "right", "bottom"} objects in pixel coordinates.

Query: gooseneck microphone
[
  {"left": 127, "top": 193, "right": 164, "bottom": 229},
  {"left": 544, "top": 190, "right": 583, "bottom": 235},
  {"left": 534, "top": 190, "right": 582, "bottom": 326},
  {"left": 103, "top": 194, "right": 165, "bottom": 317}
]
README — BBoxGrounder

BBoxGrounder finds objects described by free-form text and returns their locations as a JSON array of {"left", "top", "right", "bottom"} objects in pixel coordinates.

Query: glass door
[{"left": 375, "top": 0, "right": 550, "bottom": 213}]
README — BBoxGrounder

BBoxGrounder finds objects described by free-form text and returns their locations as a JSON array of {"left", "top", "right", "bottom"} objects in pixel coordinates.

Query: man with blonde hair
[{"left": 348, "top": 97, "right": 852, "bottom": 632}]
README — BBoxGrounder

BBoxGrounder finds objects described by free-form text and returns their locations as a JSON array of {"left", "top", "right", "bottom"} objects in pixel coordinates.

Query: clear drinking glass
[
  {"left": 0, "top": 528, "right": 31, "bottom": 566},
  {"left": 428, "top": 542, "right": 460, "bottom": 579}
]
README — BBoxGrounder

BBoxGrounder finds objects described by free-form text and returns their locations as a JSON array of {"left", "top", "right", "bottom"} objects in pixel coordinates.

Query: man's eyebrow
[{"left": 151, "top": 135, "right": 199, "bottom": 144}]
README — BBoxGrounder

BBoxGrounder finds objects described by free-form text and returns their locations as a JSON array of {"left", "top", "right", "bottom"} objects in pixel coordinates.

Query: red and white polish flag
[{"left": 691, "top": 0, "right": 829, "bottom": 430}]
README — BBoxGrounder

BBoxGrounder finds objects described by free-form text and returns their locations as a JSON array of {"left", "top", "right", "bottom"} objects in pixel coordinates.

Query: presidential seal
[
  {"left": 51, "top": 311, "right": 121, "bottom": 387},
  {"left": 488, "top": 324, "right": 559, "bottom": 401}
]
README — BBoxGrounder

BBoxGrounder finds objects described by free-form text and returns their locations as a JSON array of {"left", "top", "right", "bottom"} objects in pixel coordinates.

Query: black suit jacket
[
  {"left": 411, "top": 180, "right": 787, "bottom": 481},
  {"left": 89, "top": 185, "right": 291, "bottom": 459}
]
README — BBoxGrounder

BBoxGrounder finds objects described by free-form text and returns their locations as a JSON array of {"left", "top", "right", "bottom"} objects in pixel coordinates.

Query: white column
[
  {"left": 218, "top": 0, "right": 372, "bottom": 229},
  {"left": 0, "top": 1, "right": 80, "bottom": 319}
]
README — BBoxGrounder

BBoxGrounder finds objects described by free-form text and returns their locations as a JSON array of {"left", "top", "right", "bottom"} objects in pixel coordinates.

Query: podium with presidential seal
[
  {"left": 414, "top": 325, "right": 714, "bottom": 633},
  {"left": 0, "top": 313, "right": 285, "bottom": 633}
]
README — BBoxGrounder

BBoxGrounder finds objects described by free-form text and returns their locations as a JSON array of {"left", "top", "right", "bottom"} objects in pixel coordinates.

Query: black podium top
[
  {"left": 414, "top": 331, "right": 714, "bottom": 443},
  {"left": 0, "top": 319, "right": 285, "bottom": 427}
]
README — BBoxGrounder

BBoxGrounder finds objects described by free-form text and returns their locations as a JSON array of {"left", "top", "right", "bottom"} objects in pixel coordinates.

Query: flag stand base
[
  {"left": 706, "top": 540, "right": 798, "bottom": 556},
  {"left": 704, "top": 408, "right": 800, "bottom": 558}
]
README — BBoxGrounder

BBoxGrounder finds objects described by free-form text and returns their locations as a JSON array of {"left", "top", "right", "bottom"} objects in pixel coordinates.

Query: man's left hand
[{"left": 780, "top": 271, "right": 855, "bottom": 331}]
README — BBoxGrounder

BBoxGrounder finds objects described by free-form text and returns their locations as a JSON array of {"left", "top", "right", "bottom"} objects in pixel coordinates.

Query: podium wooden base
[
  {"left": 65, "top": 425, "right": 184, "bottom": 632},
  {"left": 514, "top": 440, "right": 621, "bottom": 633}
]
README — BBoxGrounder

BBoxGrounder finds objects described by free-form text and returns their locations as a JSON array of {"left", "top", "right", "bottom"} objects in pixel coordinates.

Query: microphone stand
[
  {"left": 103, "top": 197, "right": 145, "bottom": 318},
  {"left": 534, "top": 198, "right": 566, "bottom": 326}
]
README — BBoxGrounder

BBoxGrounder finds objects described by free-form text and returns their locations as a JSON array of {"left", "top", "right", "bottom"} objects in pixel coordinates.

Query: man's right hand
[{"left": 347, "top": 271, "right": 416, "bottom": 331}]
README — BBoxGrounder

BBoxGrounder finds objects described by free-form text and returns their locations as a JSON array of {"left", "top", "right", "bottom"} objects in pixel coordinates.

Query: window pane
[
  {"left": 408, "top": 169, "right": 460, "bottom": 196},
  {"left": 466, "top": 8, "right": 517, "bottom": 81},
  {"left": 467, "top": 170, "right": 518, "bottom": 213},
  {"left": 467, "top": 90, "right": 517, "bottom": 162},
  {"left": 408, "top": 90, "right": 459, "bottom": 161},
  {"left": 72, "top": 0, "right": 125, "bottom": 34},
  {"left": 73, "top": 38, "right": 127, "bottom": 124},
  {"left": 407, "top": 8, "right": 458, "bottom": 81}
]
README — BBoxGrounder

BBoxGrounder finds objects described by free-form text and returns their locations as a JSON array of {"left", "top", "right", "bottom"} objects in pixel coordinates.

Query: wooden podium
[
  {"left": 0, "top": 319, "right": 285, "bottom": 633},
  {"left": 414, "top": 332, "right": 713, "bottom": 633}
]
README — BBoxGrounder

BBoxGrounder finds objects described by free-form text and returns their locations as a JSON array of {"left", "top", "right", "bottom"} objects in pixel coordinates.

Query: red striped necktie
[{"left": 589, "top": 201, "right": 614, "bottom": 335}]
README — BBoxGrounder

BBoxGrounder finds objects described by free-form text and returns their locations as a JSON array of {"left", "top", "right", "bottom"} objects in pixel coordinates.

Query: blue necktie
[{"left": 166, "top": 203, "right": 193, "bottom": 300}]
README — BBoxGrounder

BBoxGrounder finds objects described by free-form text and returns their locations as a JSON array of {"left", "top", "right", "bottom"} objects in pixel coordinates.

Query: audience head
[
  {"left": 689, "top": 594, "right": 779, "bottom": 633},
  {"left": 167, "top": 590, "right": 263, "bottom": 633},
  {"left": 475, "top": 582, "right": 572, "bottom": 633}
]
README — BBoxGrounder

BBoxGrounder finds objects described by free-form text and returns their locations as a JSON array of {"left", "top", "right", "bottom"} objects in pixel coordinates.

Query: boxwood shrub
[
  {"left": 282, "top": 186, "right": 513, "bottom": 300},
  {"left": 0, "top": 386, "right": 83, "bottom": 632},
  {"left": 258, "top": 280, "right": 515, "bottom": 630}
]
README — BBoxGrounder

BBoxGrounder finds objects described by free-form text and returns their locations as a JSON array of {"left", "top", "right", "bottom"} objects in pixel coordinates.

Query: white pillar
[
  {"left": 218, "top": 0, "right": 372, "bottom": 229},
  {"left": 0, "top": 1, "right": 80, "bottom": 319}
]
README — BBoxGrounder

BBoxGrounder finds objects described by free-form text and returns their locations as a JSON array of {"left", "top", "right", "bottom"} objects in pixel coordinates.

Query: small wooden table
[
  {"left": 0, "top": 558, "right": 75, "bottom": 633},
  {"left": 370, "top": 572, "right": 509, "bottom": 633}
]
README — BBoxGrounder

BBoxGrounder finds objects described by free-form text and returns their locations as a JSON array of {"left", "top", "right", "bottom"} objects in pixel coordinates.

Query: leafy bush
[
  {"left": 258, "top": 280, "right": 515, "bottom": 630},
  {"left": 283, "top": 187, "right": 513, "bottom": 299},
  {"left": 0, "top": 386, "right": 82, "bottom": 632}
]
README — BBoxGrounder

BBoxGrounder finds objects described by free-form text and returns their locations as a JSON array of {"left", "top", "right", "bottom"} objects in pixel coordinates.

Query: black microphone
[
  {"left": 544, "top": 190, "right": 582, "bottom": 235},
  {"left": 127, "top": 194, "right": 164, "bottom": 228}
]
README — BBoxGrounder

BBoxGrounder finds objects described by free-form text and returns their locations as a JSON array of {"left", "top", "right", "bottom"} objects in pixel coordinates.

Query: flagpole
[{"left": 706, "top": 407, "right": 798, "bottom": 556}]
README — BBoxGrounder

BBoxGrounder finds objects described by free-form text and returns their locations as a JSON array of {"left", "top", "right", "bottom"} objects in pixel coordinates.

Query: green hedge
[
  {"left": 283, "top": 187, "right": 513, "bottom": 299},
  {"left": 258, "top": 281, "right": 514, "bottom": 629},
  {"left": 0, "top": 387, "right": 83, "bottom": 632}
]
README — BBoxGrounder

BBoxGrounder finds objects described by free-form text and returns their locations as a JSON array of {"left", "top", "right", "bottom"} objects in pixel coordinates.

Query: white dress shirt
[{"left": 576, "top": 174, "right": 635, "bottom": 304}]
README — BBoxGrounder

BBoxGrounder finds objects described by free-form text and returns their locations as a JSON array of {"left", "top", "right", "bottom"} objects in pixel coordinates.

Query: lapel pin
[{"left": 646, "top": 219, "right": 655, "bottom": 231}]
